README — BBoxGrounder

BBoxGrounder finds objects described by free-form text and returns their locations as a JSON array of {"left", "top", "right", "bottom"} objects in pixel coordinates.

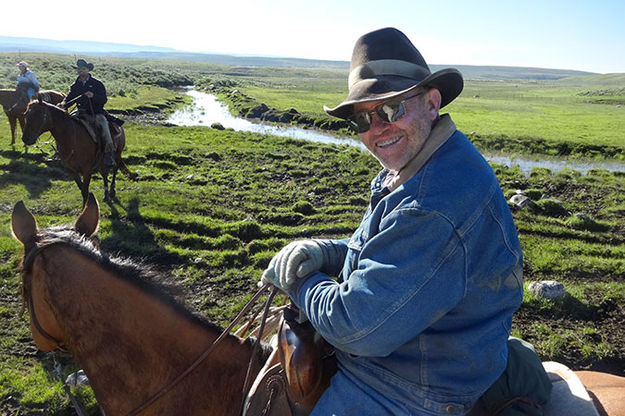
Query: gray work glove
[{"left": 261, "top": 240, "right": 326, "bottom": 291}]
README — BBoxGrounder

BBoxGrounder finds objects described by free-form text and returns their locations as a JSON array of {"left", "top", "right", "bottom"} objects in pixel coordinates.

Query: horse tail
[{"left": 118, "top": 159, "right": 138, "bottom": 180}]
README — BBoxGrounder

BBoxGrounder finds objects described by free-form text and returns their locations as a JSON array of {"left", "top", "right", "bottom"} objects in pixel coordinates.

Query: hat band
[{"left": 348, "top": 59, "right": 431, "bottom": 89}]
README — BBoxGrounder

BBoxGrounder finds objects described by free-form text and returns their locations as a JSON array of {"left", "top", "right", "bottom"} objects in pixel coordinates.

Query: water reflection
[
  {"left": 488, "top": 155, "right": 625, "bottom": 176},
  {"left": 167, "top": 90, "right": 364, "bottom": 149},
  {"left": 168, "top": 90, "right": 625, "bottom": 177}
]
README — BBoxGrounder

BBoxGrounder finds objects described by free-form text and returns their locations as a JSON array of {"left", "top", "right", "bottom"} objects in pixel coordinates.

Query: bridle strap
[
  {"left": 29, "top": 102, "right": 50, "bottom": 138},
  {"left": 27, "top": 290, "right": 66, "bottom": 350},
  {"left": 21, "top": 240, "right": 68, "bottom": 352},
  {"left": 124, "top": 283, "right": 277, "bottom": 416}
]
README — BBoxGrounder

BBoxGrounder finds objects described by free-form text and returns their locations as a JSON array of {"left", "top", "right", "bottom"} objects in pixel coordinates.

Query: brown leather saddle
[
  {"left": 71, "top": 111, "right": 123, "bottom": 148},
  {"left": 244, "top": 309, "right": 558, "bottom": 416},
  {"left": 244, "top": 306, "right": 337, "bottom": 416}
]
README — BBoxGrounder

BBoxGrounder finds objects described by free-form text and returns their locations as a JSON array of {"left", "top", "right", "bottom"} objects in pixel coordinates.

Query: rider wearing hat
[
  {"left": 261, "top": 28, "right": 524, "bottom": 415},
  {"left": 13, "top": 61, "right": 40, "bottom": 112},
  {"left": 59, "top": 59, "right": 116, "bottom": 168}
]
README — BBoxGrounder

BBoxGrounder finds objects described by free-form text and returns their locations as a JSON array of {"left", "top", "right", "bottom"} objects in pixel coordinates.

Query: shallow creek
[{"left": 168, "top": 90, "right": 625, "bottom": 177}]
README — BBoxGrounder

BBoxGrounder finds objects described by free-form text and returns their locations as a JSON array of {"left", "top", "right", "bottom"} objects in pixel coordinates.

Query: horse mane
[
  {"left": 26, "top": 99, "right": 61, "bottom": 112},
  {"left": 26, "top": 99, "right": 76, "bottom": 124},
  {"left": 21, "top": 225, "right": 225, "bottom": 334}
]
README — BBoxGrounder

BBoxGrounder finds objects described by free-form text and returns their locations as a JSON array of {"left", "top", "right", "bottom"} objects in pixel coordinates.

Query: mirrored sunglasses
[{"left": 348, "top": 91, "right": 425, "bottom": 133}]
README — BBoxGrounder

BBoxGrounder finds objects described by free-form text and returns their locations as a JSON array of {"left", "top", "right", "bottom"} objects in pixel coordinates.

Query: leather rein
[
  {"left": 125, "top": 283, "right": 277, "bottom": 416},
  {"left": 19, "top": 236, "right": 278, "bottom": 415},
  {"left": 27, "top": 102, "right": 50, "bottom": 141}
]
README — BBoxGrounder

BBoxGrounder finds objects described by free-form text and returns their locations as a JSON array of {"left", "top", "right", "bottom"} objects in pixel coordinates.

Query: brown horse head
[
  {"left": 21, "top": 101, "right": 55, "bottom": 145},
  {"left": 11, "top": 194, "right": 100, "bottom": 350}
]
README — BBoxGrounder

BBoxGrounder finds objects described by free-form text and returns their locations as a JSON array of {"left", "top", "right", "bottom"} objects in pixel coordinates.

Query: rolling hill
[{"left": 0, "top": 35, "right": 598, "bottom": 80}]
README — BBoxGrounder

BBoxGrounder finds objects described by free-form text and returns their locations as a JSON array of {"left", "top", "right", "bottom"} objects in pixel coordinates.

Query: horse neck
[
  {"left": 0, "top": 90, "right": 16, "bottom": 107},
  {"left": 46, "top": 107, "right": 77, "bottom": 148},
  {"left": 35, "top": 245, "right": 264, "bottom": 416}
]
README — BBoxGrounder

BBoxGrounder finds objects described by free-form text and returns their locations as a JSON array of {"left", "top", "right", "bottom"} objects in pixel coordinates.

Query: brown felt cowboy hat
[
  {"left": 73, "top": 59, "right": 94, "bottom": 71},
  {"left": 324, "top": 27, "right": 464, "bottom": 120}
]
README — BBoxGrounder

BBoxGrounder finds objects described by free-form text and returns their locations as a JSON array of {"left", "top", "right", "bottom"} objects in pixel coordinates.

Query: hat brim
[
  {"left": 324, "top": 68, "right": 463, "bottom": 120},
  {"left": 72, "top": 64, "right": 94, "bottom": 71}
]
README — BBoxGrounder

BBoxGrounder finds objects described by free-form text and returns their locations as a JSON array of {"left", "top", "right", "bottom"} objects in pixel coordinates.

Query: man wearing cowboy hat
[
  {"left": 59, "top": 59, "right": 116, "bottom": 168},
  {"left": 11, "top": 61, "right": 40, "bottom": 112},
  {"left": 262, "top": 28, "right": 523, "bottom": 414}
]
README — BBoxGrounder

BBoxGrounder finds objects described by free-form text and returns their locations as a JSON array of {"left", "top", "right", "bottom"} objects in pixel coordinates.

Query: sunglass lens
[
  {"left": 378, "top": 101, "right": 404, "bottom": 123},
  {"left": 349, "top": 111, "right": 372, "bottom": 133},
  {"left": 349, "top": 99, "right": 408, "bottom": 133}
]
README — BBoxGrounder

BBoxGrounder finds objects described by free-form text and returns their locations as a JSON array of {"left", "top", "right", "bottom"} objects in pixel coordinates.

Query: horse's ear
[
  {"left": 11, "top": 201, "right": 38, "bottom": 245},
  {"left": 37, "top": 93, "right": 42, "bottom": 103},
  {"left": 75, "top": 193, "right": 99, "bottom": 237}
]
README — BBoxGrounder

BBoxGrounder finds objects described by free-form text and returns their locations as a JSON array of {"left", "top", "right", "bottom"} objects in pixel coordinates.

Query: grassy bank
[
  {"left": 1, "top": 116, "right": 625, "bottom": 413},
  {"left": 235, "top": 77, "right": 625, "bottom": 154},
  {"left": 3, "top": 52, "right": 624, "bottom": 155},
  {"left": 1, "top": 52, "right": 625, "bottom": 414}
]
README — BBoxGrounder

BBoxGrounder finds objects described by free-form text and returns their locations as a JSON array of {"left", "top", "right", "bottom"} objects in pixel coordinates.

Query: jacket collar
[{"left": 383, "top": 113, "right": 456, "bottom": 192}]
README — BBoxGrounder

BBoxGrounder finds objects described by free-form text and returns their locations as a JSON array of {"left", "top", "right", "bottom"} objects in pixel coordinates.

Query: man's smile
[{"left": 376, "top": 135, "right": 402, "bottom": 148}]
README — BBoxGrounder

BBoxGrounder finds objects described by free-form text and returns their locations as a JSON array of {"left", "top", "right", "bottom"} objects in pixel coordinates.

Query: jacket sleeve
[
  {"left": 288, "top": 208, "right": 466, "bottom": 356},
  {"left": 92, "top": 79, "right": 107, "bottom": 107},
  {"left": 27, "top": 72, "right": 40, "bottom": 90}
]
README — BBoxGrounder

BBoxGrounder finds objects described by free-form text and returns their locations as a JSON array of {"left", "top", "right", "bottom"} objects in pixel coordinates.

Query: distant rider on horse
[
  {"left": 58, "top": 59, "right": 116, "bottom": 168},
  {"left": 12, "top": 61, "right": 39, "bottom": 113}
]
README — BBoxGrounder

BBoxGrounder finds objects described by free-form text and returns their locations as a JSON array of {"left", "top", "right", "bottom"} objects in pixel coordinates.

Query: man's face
[
  {"left": 354, "top": 89, "right": 441, "bottom": 171},
  {"left": 76, "top": 67, "right": 89, "bottom": 78}
]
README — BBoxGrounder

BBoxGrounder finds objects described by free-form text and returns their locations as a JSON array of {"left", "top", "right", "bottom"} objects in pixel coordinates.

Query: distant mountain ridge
[
  {"left": 0, "top": 36, "right": 177, "bottom": 54},
  {"left": 0, "top": 35, "right": 596, "bottom": 80}
]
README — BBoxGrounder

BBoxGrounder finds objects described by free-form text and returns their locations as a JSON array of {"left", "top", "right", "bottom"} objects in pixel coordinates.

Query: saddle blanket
[{"left": 543, "top": 361, "right": 599, "bottom": 416}]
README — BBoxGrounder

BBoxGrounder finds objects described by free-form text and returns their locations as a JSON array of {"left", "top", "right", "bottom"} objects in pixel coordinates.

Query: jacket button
[{"left": 444, "top": 405, "right": 455, "bottom": 413}]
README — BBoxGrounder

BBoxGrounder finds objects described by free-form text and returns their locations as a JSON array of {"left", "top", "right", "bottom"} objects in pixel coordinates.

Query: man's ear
[{"left": 425, "top": 88, "right": 442, "bottom": 122}]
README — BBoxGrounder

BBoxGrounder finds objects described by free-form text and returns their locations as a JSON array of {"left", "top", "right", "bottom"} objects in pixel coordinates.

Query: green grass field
[
  {"left": 1, "top": 52, "right": 625, "bottom": 415},
  {"left": 237, "top": 77, "right": 625, "bottom": 150},
  {"left": 3, "top": 51, "right": 624, "bottom": 151}
]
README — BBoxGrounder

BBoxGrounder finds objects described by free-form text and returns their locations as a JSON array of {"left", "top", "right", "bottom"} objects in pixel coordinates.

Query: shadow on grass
[
  {"left": 0, "top": 150, "right": 71, "bottom": 199},
  {"left": 523, "top": 293, "right": 599, "bottom": 321},
  {"left": 102, "top": 196, "right": 188, "bottom": 266}
]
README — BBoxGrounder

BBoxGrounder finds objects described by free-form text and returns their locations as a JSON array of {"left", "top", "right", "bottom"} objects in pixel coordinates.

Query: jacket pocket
[
  {"left": 347, "top": 226, "right": 367, "bottom": 251},
  {"left": 345, "top": 227, "right": 368, "bottom": 272}
]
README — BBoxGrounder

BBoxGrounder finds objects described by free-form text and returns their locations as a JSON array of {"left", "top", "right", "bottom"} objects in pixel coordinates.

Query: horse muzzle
[{"left": 21, "top": 132, "right": 39, "bottom": 146}]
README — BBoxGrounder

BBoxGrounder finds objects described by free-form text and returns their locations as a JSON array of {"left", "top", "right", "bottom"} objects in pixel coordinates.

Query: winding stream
[
  {"left": 168, "top": 90, "right": 625, "bottom": 176},
  {"left": 167, "top": 90, "right": 364, "bottom": 149}
]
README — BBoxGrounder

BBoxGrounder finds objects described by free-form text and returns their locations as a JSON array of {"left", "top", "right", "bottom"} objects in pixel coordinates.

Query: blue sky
[{"left": 3, "top": 0, "right": 624, "bottom": 73}]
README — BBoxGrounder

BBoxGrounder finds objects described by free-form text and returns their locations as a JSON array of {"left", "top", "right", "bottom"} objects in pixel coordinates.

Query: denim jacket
[
  {"left": 288, "top": 116, "right": 523, "bottom": 415},
  {"left": 17, "top": 70, "right": 40, "bottom": 100},
  {"left": 17, "top": 70, "right": 39, "bottom": 90}
]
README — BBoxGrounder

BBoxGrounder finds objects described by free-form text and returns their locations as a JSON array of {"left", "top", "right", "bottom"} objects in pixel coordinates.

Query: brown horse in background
[
  {"left": 21, "top": 99, "right": 133, "bottom": 204},
  {"left": 10, "top": 196, "right": 625, "bottom": 416},
  {"left": 0, "top": 89, "right": 65, "bottom": 145}
]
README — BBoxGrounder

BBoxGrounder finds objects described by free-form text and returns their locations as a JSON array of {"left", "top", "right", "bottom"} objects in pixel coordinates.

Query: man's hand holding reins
[{"left": 261, "top": 240, "right": 328, "bottom": 291}]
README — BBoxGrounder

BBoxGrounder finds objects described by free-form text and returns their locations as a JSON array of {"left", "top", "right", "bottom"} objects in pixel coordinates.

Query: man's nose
[{"left": 368, "top": 112, "right": 391, "bottom": 132}]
